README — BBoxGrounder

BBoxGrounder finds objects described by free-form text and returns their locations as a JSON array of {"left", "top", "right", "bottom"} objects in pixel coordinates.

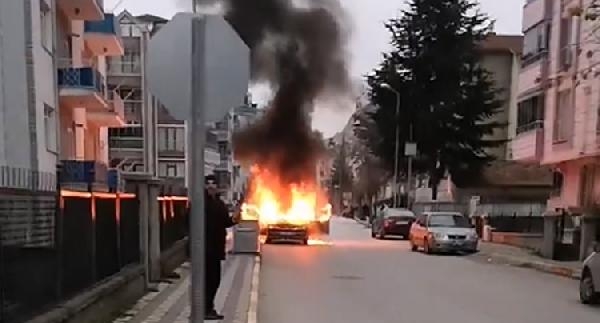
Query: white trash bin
[{"left": 232, "top": 219, "right": 260, "bottom": 254}]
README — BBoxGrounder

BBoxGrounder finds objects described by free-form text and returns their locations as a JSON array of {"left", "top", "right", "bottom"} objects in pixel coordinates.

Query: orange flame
[{"left": 241, "top": 165, "right": 331, "bottom": 227}]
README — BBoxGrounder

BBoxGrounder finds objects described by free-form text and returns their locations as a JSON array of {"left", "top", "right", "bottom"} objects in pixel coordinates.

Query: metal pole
[
  {"left": 406, "top": 124, "right": 413, "bottom": 207},
  {"left": 189, "top": 16, "right": 206, "bottom": 323},
  {"left": 392, "top": 92, "right": 400, "bottom": 207}
]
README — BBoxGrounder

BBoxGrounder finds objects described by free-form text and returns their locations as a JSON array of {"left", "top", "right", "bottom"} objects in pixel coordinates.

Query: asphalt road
[{"left": 258, "top": 217, "right": 600, "bottom": 323}]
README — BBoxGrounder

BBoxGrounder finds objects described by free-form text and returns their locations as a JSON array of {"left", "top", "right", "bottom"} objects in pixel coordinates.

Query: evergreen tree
[
  {"left": 330, "top": 136, "right": 353, "bottom": 193},
  {"left": 367, "top": 0, "right": 504, "bottom": 199}
]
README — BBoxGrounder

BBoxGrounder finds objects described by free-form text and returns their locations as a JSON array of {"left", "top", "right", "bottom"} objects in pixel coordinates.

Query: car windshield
[
  {"left": 385, "top": 209, "right": 414, "bottom": 219},
  {"left": 428, "top": 214, "right": 470, "bottom": 228}
]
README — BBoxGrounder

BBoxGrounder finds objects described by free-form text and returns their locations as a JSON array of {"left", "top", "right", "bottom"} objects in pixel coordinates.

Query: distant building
[
  {"left": 479, "top": 34, "right": 523, "bottom": 160},
  {"left": 209, "top": 95, "right": 263, "bottom": 202},
  {"left": 106, "top": 11, "right": 221, "bottom": 192}
]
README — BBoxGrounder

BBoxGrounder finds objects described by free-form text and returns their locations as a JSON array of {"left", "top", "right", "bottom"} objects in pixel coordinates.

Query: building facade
[
  {"left": 514, "top": 0, "right": 600, "bottom": 259},
  {"left": 479, "top": 34, "right": 523, "bottom": 160},
  {"left": 0, "top": 0, "right": 61, "bottom": 190},
  {"left": 106, "top": 12, "right": 221, "bottom": 191},
  {"left": 0, "top": 0, "right": 127, "bottom": 191}
]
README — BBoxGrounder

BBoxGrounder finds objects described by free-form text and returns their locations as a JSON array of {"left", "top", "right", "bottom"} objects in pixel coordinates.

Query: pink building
[
  {"left": 514, "top": 0, "right": 600, "bottom": 259},
  {"left": 56, "top": 1, "right": 126, "bottom": 190}
]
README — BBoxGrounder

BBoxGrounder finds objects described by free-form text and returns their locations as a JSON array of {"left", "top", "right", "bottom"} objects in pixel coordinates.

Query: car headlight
[
  {"left": 467, "top": 233, "right": 479, "bottom": 240},
  {"left": 433, "top": 232, "right": 447, "bottom": 240},
  {"left": 467, "top": 232, "right": 479, "bottom": 240}
]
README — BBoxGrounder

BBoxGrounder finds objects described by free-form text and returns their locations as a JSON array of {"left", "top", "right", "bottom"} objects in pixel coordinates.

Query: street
[{"left": 258, "top": 217, "right": 600, "bottom": 323}]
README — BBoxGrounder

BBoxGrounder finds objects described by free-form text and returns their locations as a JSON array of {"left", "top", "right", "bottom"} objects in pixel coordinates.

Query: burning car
[{"left": 240, "top": 166, "right": 331, "bottom": 245}]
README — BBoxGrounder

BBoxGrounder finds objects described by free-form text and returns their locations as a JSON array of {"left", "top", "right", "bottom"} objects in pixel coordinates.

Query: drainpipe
[{"left": 571, "top": 0, "right": 582, "bottom": 149}]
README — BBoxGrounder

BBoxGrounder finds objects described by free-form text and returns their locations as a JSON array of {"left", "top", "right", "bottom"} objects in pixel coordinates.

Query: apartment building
[
  {"left": 54, "top": 0, "right": 126, "bottom": 191},
  {"left": 210, "top": 95, "right": 263, "bottom": 202},
  {"left": 0, "top": 0, "right": 61, "bottom": 190},
  {"left": 513, "top": 0, "right": 600, "bottom": 259},
  {"left": 106, "top": 11, "right": 221, "bottom": 191}
]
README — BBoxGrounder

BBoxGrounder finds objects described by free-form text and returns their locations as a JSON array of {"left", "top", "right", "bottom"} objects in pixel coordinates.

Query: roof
[
  {"left": 479, "top": 34, "right": 523, "bottom": 55},
  {"left": 135, "top": 14, "right": 168, "bottom": 23}
]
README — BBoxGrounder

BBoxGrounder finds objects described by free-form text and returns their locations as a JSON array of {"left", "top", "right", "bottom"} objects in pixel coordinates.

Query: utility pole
[{"left": 381, "top": 83, "right": 400, "bottom": 207}]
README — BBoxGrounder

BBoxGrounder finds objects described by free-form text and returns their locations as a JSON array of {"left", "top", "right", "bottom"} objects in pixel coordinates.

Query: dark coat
[{"left": 205, "top": 192, "right": 236, "bottom": 261}]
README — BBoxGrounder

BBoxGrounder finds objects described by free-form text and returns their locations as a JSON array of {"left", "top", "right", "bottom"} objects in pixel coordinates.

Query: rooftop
[{"left": 480, "top": 34, "right": 523, "bottom": 55}]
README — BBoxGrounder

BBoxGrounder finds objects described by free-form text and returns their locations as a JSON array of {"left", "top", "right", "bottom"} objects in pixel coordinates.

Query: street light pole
[{"left": 382, "top": 83, "right": 400, "bottom": 207}]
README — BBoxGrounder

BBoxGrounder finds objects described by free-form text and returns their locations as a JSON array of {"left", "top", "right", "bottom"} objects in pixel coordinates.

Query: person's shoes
[{"left": 205, "top": 310, "right": 224, "bottom": 320}]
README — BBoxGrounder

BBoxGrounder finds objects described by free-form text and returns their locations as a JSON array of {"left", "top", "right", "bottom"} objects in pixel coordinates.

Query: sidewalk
[
  {"left": 112, "top": 254, "right": 257, "bottom": 323},
  {"left": 474, "top": 242, "right": 583, "bottom": 280}
]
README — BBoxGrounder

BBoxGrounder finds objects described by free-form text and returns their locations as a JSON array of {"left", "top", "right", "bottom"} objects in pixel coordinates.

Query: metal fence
[
  {"left": 0, "top": 190, "right": 139, "bottom": 323},
  {"left": 158, "top": 197, "right": 189, "bottom": 252}
]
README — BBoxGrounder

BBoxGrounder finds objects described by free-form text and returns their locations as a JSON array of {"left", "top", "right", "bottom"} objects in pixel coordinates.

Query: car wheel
[
  {"left": 302, "top": 238, "right": 309, "bottom": 245},
  {"left": 371, "top": 229, "right": 376, "bottom": 238},
  {"left": 265, "top": 236, "right": 273, "bottom": 244},
  {"left": 580, "top": 270, "right": 600, "bottom": 304},
  {"left": 378, "top": 230, "right": 386, "bottom": 240}
]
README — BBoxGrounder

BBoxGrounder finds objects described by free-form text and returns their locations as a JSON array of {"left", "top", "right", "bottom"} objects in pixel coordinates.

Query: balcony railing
[
  {"left": 516, "top": 120, "right": 544, "bottom": 135},
  {"left": 109, "top": 138, "right": 144, "bottom": 149},
  {"left": 84, "top": 13, "right": 118, "bottom": 35},
  {"left": 59, "top": 160, "right": 108, "bottom": 186},
  {"left": 107, "top": 61, "right": 142, "bottom": 75},
  {"left": 57, "top": 62, "right": 105, "bottom": 95}
]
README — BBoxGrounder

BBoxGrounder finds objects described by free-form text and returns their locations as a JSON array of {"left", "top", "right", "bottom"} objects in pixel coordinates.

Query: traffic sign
[{"left": 147, "top": 13, "right": 250, "bottom": 122}]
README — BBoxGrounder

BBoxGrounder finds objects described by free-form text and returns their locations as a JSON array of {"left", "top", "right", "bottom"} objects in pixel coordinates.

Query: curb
[
  {"left": 247, "top": 255, "right": 261, "bottom": 323},
  {"left": 478, "top": 251, "right": 582, "bottom": 280}
]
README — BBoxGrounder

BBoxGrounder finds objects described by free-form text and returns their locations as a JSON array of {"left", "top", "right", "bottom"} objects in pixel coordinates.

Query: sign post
[{"left": 147, "top": 13, "right": 249, "bottom": 323}]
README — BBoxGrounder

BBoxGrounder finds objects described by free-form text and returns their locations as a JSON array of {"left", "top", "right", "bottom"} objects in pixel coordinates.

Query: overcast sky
[{"left": 105, "top": 0, "right": 525, "bottom": 137}]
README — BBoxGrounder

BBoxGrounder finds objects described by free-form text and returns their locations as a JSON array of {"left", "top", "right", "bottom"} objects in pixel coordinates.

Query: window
[
  {"left": 517, "top": 95, "right": 544, "bottom": 134},
  {"left": 427, "top": 214, "right": 471, "bottom": 228},
  {"left": 120, "top": 23, "right": 142, "bottom": 37},
  {"left": 159, "top": 162, "right": 184, "bottom": 178},
  {"left": 522, "top": 22, "right": 549, "bottom": 66},
  {"left": 166, "top": 164, "right": 177, "bottom": 177},
  {"left": 554, "top": 90, "right": 572, "bottom": 142},
  {"left": 158, "top": 127, "right": 185, "bottom": 152},
  {"left": 39, "top": 1, "right": 53, "bottom": 52},
  {"left": 44, "top": 104, "right": 57, "bottom": 152}
]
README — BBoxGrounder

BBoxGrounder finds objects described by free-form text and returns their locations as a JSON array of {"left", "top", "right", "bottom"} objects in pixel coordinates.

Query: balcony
[
  {"left": 57, "top": 60, "right": 108, "bottom": 111},
  {"left": 109, "top": 137, "right": 144, "bottom": 150},
  {"left": 59, "top": 160, "right": 109, "bottom": 191},
  {"left": 107, "top": 61, "right": 142, "bottom": 76},
  {"left": 87, "top": 90, "right": 126, "bottom": 127},
  {"left": 215, "top": 129, "right": 231, "bottom": 142},
  {"left": 511, "top": 124, "right": 545, "bottom": 162},
  {"left": 216, "top": 159, "right": 233, "bottom": 172},
  {"left": 58, "top": 0, "right": 104, "bottom": 21},
  {"left": 84, "top": 13, "right": 124, "bottom": 57}
]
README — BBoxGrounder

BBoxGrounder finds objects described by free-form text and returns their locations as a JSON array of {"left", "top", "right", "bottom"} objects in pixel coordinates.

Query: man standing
[{"left": 204, "top": 175, "right": 238, "bottom": 320}]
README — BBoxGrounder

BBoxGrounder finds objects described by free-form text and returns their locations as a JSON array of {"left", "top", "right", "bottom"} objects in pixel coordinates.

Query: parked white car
[{"left": 580, "top": 242, "right": 600, "bottom": 304}]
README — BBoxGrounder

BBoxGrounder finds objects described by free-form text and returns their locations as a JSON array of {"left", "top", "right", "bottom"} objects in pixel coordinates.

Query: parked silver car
[
  {"left": 580, "top": 242, "right": 600, "bottom": 304},
  {"left": 409, "top": 212, "right": 478, "bottom": 254}
]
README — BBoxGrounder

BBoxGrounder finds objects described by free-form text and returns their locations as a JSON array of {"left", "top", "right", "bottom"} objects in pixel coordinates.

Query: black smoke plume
[{"left": 198, "top": 0, "right": 350, "bottom": 183}]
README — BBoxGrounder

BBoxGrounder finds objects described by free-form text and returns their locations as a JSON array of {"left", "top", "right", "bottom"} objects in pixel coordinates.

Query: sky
[{"left": 105, "top": 0, "right": 525, "bottom": 137}]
